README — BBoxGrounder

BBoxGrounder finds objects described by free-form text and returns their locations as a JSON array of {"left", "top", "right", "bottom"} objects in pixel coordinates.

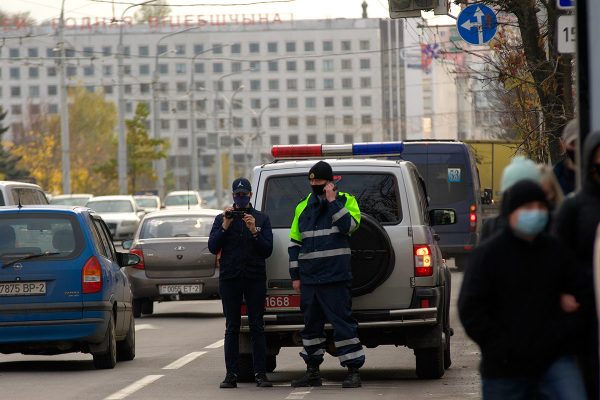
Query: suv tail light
[
  {"left": 82, "top": 256, "right": 102, "bottom": 293},
  {"left": 414, "top": 245, "right": 433, "bottom": 277},
  {"left": 469, "top": 204, "right": 477, "bottom": 232},
  {"left": 129, "top": 247, "right": 145, "bottom": 270}
]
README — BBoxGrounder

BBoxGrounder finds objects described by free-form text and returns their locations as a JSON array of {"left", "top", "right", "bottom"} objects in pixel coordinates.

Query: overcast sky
[{"left": 3, "top": 0, "right": 395, "bottom": 23}]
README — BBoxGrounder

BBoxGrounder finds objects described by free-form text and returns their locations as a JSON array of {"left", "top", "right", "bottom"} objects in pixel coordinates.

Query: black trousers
[{"left": 219, "top": 276, "right": 267, "bottom": 375}]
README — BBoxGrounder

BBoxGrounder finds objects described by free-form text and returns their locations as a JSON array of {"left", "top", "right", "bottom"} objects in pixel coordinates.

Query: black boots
[
  {"left": 291, "top": 365, "right": 322, "bottom": 387},
  {"left": 255, "top": 372, "right": 273, "bottom": 387},
  {"left": 219, "top": 372, "right": 237, "bottom": 389},
  {"left": 342, "top": 367, "right": 361, "bottom": 388}
]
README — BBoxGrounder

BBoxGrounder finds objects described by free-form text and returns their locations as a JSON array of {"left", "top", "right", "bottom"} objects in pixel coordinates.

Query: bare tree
[{"left": 134, "top": 0, "right": 172, "bottom": 23}]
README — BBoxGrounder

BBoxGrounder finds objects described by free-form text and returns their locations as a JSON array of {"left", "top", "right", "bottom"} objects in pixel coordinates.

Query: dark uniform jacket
[
  {"left": 288, "top": 192, "right": 360, "bottom": 285},
  {"left": 458, "top": 227, "right": 576, "bottom": 379},
  {"left": 208, "top": 205, "right": 273, "bottom": 280}
]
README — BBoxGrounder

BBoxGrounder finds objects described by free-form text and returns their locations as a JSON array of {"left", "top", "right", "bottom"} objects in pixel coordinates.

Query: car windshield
[
  {"left": 262, "top": 173, "right": 401, "bottom": 228},
  {"left": 50, "top": 197, "right": 90, "bottom": 206},
  {"left": 164, "top": 194, "right": 199, "bottom": 206},
  {"left": 0, "top": 215, "right": 81, "bottom": 261},
  {"left": 87, "top": 200, "right": 134, "bottom": 213},
  {"left": 140, "top": 215, "right": 214, "bottom": 238},
  {"left": 135, "top": 198, "right": 158, "bottom": 208}
]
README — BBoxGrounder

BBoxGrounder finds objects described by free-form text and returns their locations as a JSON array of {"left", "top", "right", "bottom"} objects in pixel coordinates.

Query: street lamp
[
  {"left": 117, "top": 0, "right": 156, "bottom": 194},
  {"left": 227, "top": 85, "right": 245, "bottom": 185},
  {"left": 58, "top": 0, "right": 70, "bottom": 194},
  {"left": 247, "top": 105, "right": 271, "bottom": 175}
]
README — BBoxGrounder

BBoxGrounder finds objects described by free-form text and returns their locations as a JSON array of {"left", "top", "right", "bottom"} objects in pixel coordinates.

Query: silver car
[
  {"left": 122, "top": 209, "right": 221, "bottom": 317},
  {"left": 85, "top": 195, "right": 145, "bottom": 241}
]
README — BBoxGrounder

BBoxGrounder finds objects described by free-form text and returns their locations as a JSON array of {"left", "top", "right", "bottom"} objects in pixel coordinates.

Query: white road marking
[
  {"left": 162, "top": 351, "right": 207, "bottom": 370},
  {"left": 286, "top": 389, "right": 312, "bottom": 400},
  {"left": 204, "top": 339, "right": 224, "bottom": 349},
  {"left": 135, "top": 324, "right": 158, "bottom": 331},
  {"left": 104, "top": 375, "right": 163, "bottom": 400}
]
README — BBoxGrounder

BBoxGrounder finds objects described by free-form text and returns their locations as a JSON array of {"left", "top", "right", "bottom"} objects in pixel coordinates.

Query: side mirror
[
  {"left": 481, "top": 188, "right": 493, "bottom": 205},
  {"left": 117, "top": 251, "right": 140, "bottom": 267},
  {"left": 430, "top": 209, "right": 457, "bottom": 226},
  {"left": 121, "top": 240, "right": 133, "bottom": 250}
]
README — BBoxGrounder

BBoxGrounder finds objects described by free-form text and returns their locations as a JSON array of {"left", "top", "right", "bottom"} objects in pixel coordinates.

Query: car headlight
[{"left": 121, "top": 220, "right": 138, "bottom": 227}]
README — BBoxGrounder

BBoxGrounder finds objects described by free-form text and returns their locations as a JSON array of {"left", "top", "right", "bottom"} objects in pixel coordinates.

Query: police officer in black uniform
[{"left": 208, "top": 178, "right": 274, "bottom": 389}]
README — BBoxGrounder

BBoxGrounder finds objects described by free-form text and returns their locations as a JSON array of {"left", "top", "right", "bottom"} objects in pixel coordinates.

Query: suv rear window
[
  {"left": 262, "top": 173, "right": 401, "bottom": 228},
  {"left": 10, "top": 188, "right": 48, "bottom": 205},
  {"left": 0, "top": 214, "right": 82, "bottom": 259}
]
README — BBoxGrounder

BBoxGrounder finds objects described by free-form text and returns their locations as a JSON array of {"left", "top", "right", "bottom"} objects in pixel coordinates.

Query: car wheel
[
  {"left": 141, "top": 300, "right": 154, "bottom": 315},
  {"left": 133, "top": 299, "right": 142, "bottom": 318},
  {"left": 117, "top": 313, "right": 136, "bottom": 361},
  {"left": 237, "top": 354, "right": 254, "bottom": 382},
  {"left": 93, "top": 315, "right": 117, "bottom": 369},
  {"left": 415, "top": 343, "right": 445, "bottom": 379},
  {"left": 266, "top": 355, "right": 276, "bottom": 373}
]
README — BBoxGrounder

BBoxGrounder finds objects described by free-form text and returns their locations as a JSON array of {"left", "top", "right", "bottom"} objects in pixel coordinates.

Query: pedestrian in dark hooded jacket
[
  {"left": 459, "top": 180, "right": 585, "bottom": 399},
  {"left": 553, "top": 130, "right": 600, "bottom": 399}
]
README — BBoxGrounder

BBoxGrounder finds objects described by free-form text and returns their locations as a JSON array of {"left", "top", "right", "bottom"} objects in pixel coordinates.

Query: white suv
[
  {"left": 238, "top": 142, "right": 456, "bottom": 381},
  {"left": 0, "top": 181, "right": 48, "bottom": 206}
]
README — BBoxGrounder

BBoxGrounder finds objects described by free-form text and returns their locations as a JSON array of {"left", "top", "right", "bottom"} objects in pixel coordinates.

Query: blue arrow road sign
[
  {"left": 456, "top": 4, "right": 498, "bottom": 46},
  {"left": 557, "top": 0, "right": 574, "bottom": 10}
]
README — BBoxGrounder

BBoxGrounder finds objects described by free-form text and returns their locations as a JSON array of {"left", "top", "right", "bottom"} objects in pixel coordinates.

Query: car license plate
[
  {"left": 0, "top": 281, "right": 46, "bottom": 296},
  {"left": 265, "top": 295, "right": 300, "bottom": 310},
  {"left": 159, "top": 284, "right": 203, "bottom": 295}
]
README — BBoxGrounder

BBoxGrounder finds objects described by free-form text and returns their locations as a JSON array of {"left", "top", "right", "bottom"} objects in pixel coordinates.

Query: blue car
[{"left": 0, "top": 205, "right": 139, "bottom": 369}]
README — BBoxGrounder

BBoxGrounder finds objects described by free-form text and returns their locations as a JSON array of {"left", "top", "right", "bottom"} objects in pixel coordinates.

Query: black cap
[
  {"left": 308, "top": 161, "right": 333, "bottom": 181},
  {"left": 502, "top": 180, "right": 549, "bottom": 216},
  {"left": 232, "top": 178, "right": 252, "bottom": 194}
]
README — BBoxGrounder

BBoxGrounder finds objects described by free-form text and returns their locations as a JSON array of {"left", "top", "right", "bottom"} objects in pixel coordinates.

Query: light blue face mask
[{"left": 514, "top": 209, "right": 549, "bottom": 236}]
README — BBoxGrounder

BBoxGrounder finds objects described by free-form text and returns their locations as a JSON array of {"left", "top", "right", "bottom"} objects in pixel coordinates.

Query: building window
[
  {"left": 232, "top": 80, "right": 242, "bottom": 90},
  {"left": 176, "top": 44, "right": 186, "bottom": 55},
  {"left": 341, "top": 40, "right": 351, "bottom": 51},
  {"left": 287, "top": 79, "right": 297, "bottom": 90},
  {"left": 343, "top": 96, "right": 353, "bottom": 107},
  {"left": 343, "top": 115, "right": 353, "bottom": 126},
  {"left": 46, "top": 48, "right": 55, "bottom": 58},
  {"left": 342, "top": 78, "right": 353, "bottom": 89},
  {"left": 28, "top": 47, "right": 39, "bottom": 57},
  {"left": 270, "top": 135, "right": 280, "bottom": 145},
  {"left": 176, "top": 63, "right": 187, "bottom": 74},
  {"left": 286, "top": 61, "right": 297, "bottom": 71},
  {"left": 325, "top": 134, "right": 335, "bottom": 144},
  {"left": 9, "top": 48, "right": 19, "bottom": 58},
  {"left": 360, "top": 59, "right": 371, "bottom": 70},
  {"left": 250, "top": 80, "right": 261, "bottom": 91},
  {"left": 305, "top": 60, "right": 315, "bottom": 71},
  {"left": 325, "top": 115, "right": 335, "bottom": 127},
  {"left": 29, "top": 67, "right": 39, "bottom": 79},
  {"left": 102, "top": 85, "right": 112, "bottom": 94},
  {"left": 324, "top": 97, "right": 335, "bottom": 107},
  {"left": 251, "top": 98, "right": 261, "bottom": 109},
  {"left": 267, "top": 42, "right": 278, "bottom": 52},
  {"left": 269, "top": 98, "right": 280, "bottom": 109},
  {"left": 305, "top": 79, "right": 316, "bottom": 90},
  {"left": 102, "top": 46, "right": 112, "bottom": 56},
  {"left": 269, "top": 117, "right": 280, "bottom": 127},
  {"left": 249, "top": 42, "right": 260, "bottom": 53},
  {"left": 344, "top": 134, "right": 353, "bottom": 143},
  {"left": 289, "top": 135, "right": 299, "bottom": 144},
  {"left": 161, "top": 119, "right": 170, "bottom": 130},
  {"left": 361, "top": 96, "right": 372, "bottom": 107},
  {"left": 287, "top": 98, "right": 298, "bottom": 109},
  {"left": 307, "top": 134, "right": 317, "bottom": 143},
  {"left": 250, "top": 61, "right": 260, "bottom": 72},
  {"left": 139, "top": 64, "right": 150, "bottom": 75},
  {"left": 47, "top": 67, "right": 56, "bottom": 77},
  {"left": 212, "top": 44, "right": 223, "bottom": 54},
  {"left": 285, "top": 41, "right": 296, "bottom": 52},
  {"left": 305, "top": 97, "right": 316, "bottom": 108},
  {"left": 362, "top": 133, "right": 373, "bottom": 142},
  {"left": 193, "top": 44, "right": 204, "bottom": 55},
  {"left": 139, "top": 45, "right": 149, "bottom": 56},
  {"left": 213, "top": 63, "right": 223, "bottom": 73},
  {"left": 231, "top": 62, "right": 242, "bottom": 72},
  {"left": 361, "top": 115, "right": 372, "bottom": 125},
  {"left": 268, "top": 61, "right": 278, "bottom": 72},
  {"left": 178, "top": 119, "right": 188, "bottom": 129},
  {"left": 341, "top": 59, "right": 352, "bottom": 70},
  {"left": 304, "top": 41, "right": 314, "bottom": 52},
  {"left": 103, "top": 65, "right": 113, "bottom": 76},
  {"left": 306, "top": 116, "right": 317, "bottom": 127},
  {"left": 11, "top": 105, "right": 21, "bottom": 115},
  {"left": 194, "top": 63, "right": 204, "bottom": 73},
  {"left": 140, "top": 83, "right": 150, "bottom": 94},
  {"left": 124, "top": 65, "right": 131, "bottom": 75},
  {"left": 324, "top": 78, "right": 334, "bottom": 90},
  {"left": 158, "top": 64, "right": 168, "bottom": 74},
  {"left": 48, "top": 85, "right": 57, "bottom": 96},
  {"left": 360, "top": 40, "right": 370, "bottom": 50},
  {"left": 268, "top": 79, "right": 279, "bottom": 91},
  {"left": 288, "top": 117, "right": 298, "bottom": 127},
  {"left": 67, "top": 66, "right": 76, "bottom": 77},
  {"left": 322, "top": 40, "right": 333, "bottom": 52},
  {"left": 176, "top": 100, "right": 187, "bottom": 111},
  {"left": 360, "top": 77, "right": 371, "bottom": 88},
  {"left": 196, "top": 119, "right": 206, "bottom": 130},
  {"left": 28, "top": 86, "right": 39, "bottom": 97},
  {"left": 323, "top": 59, "right": 334, "bottom": 72},
  {"left": 161, "top": 101, "right": 170, "bottom": 112},
  {"left": 231, "top": 43, "right": 241, "bottom": 53},
  {"left": 9, "top": 68, "right": 20, "bottom": 79},
  {"left": 48, "top": 104, "right": 58, "bottom": 114}
]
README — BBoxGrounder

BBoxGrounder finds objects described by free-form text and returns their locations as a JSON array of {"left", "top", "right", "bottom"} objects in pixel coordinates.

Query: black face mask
[
  {"left": 566, "top": 149, "right": 576, "bottom": 162},
  {"left": 311, "top": 184, "right": 326, "bottom": 196}
]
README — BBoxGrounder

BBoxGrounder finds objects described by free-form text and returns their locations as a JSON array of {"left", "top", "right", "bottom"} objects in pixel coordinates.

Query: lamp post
[
  {"left": 117, "top": 0, "right": 156, "bottom": 194},
  {"left": 58, "top": 0, "right": 70, "bottom": 194},
  {"left": 247, "top": 105, "right": 270, "bottom": 175},
  {"left": 227, "top": 85, "right": 244, "bottom": 185}
]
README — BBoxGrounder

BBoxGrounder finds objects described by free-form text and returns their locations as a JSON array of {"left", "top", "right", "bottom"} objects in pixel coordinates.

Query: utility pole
[
  {"left": 58, "top": 0, "right": 70, "bottom": 194},
  {"left": 227, "top": 85, "right": 244, "bottom": 185},
  {"left": 213, "top": 83, "right": 223, "bottom": 208}
]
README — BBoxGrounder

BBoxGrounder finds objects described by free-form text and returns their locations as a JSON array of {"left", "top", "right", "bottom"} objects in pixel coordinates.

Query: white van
[{"left": 0, "top": 181, "right": 48, "bottom": 206}]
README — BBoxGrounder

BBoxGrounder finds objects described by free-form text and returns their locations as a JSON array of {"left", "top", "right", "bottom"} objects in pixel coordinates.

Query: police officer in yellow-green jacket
[{"left": 288, "top": 160, "right": 364, "bottom": 388}]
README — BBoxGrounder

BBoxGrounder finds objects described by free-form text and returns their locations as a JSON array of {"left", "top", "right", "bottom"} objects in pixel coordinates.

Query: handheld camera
[{"left": 225, "top": 210, "right": 247, "bottom": 219}]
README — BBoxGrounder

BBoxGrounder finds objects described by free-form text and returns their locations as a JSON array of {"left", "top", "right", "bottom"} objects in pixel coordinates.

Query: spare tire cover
[{"left": 350, "top": 213, "right": 395, "bottom": 297}]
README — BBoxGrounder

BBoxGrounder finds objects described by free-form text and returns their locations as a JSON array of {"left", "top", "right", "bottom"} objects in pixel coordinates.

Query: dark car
[
  {"left": 122, "top": 209, "right": 221, "bottom": 318},
  {"left": 399, "top": 140, "right": 482, "bottom": 269},
  {"left": 0, "top": 205, "right": 140, "bottom": 369}
]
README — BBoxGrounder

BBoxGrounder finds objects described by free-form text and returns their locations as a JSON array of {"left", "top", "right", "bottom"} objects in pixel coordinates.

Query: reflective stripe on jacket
[{"left": 288, "top": 192, "right": 360, "bottom": 284}]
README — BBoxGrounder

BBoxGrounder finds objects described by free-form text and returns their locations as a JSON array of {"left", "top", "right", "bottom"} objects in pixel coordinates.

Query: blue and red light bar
[{"left": 271, "top": 142, "right": 404, "bottom": 159}]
